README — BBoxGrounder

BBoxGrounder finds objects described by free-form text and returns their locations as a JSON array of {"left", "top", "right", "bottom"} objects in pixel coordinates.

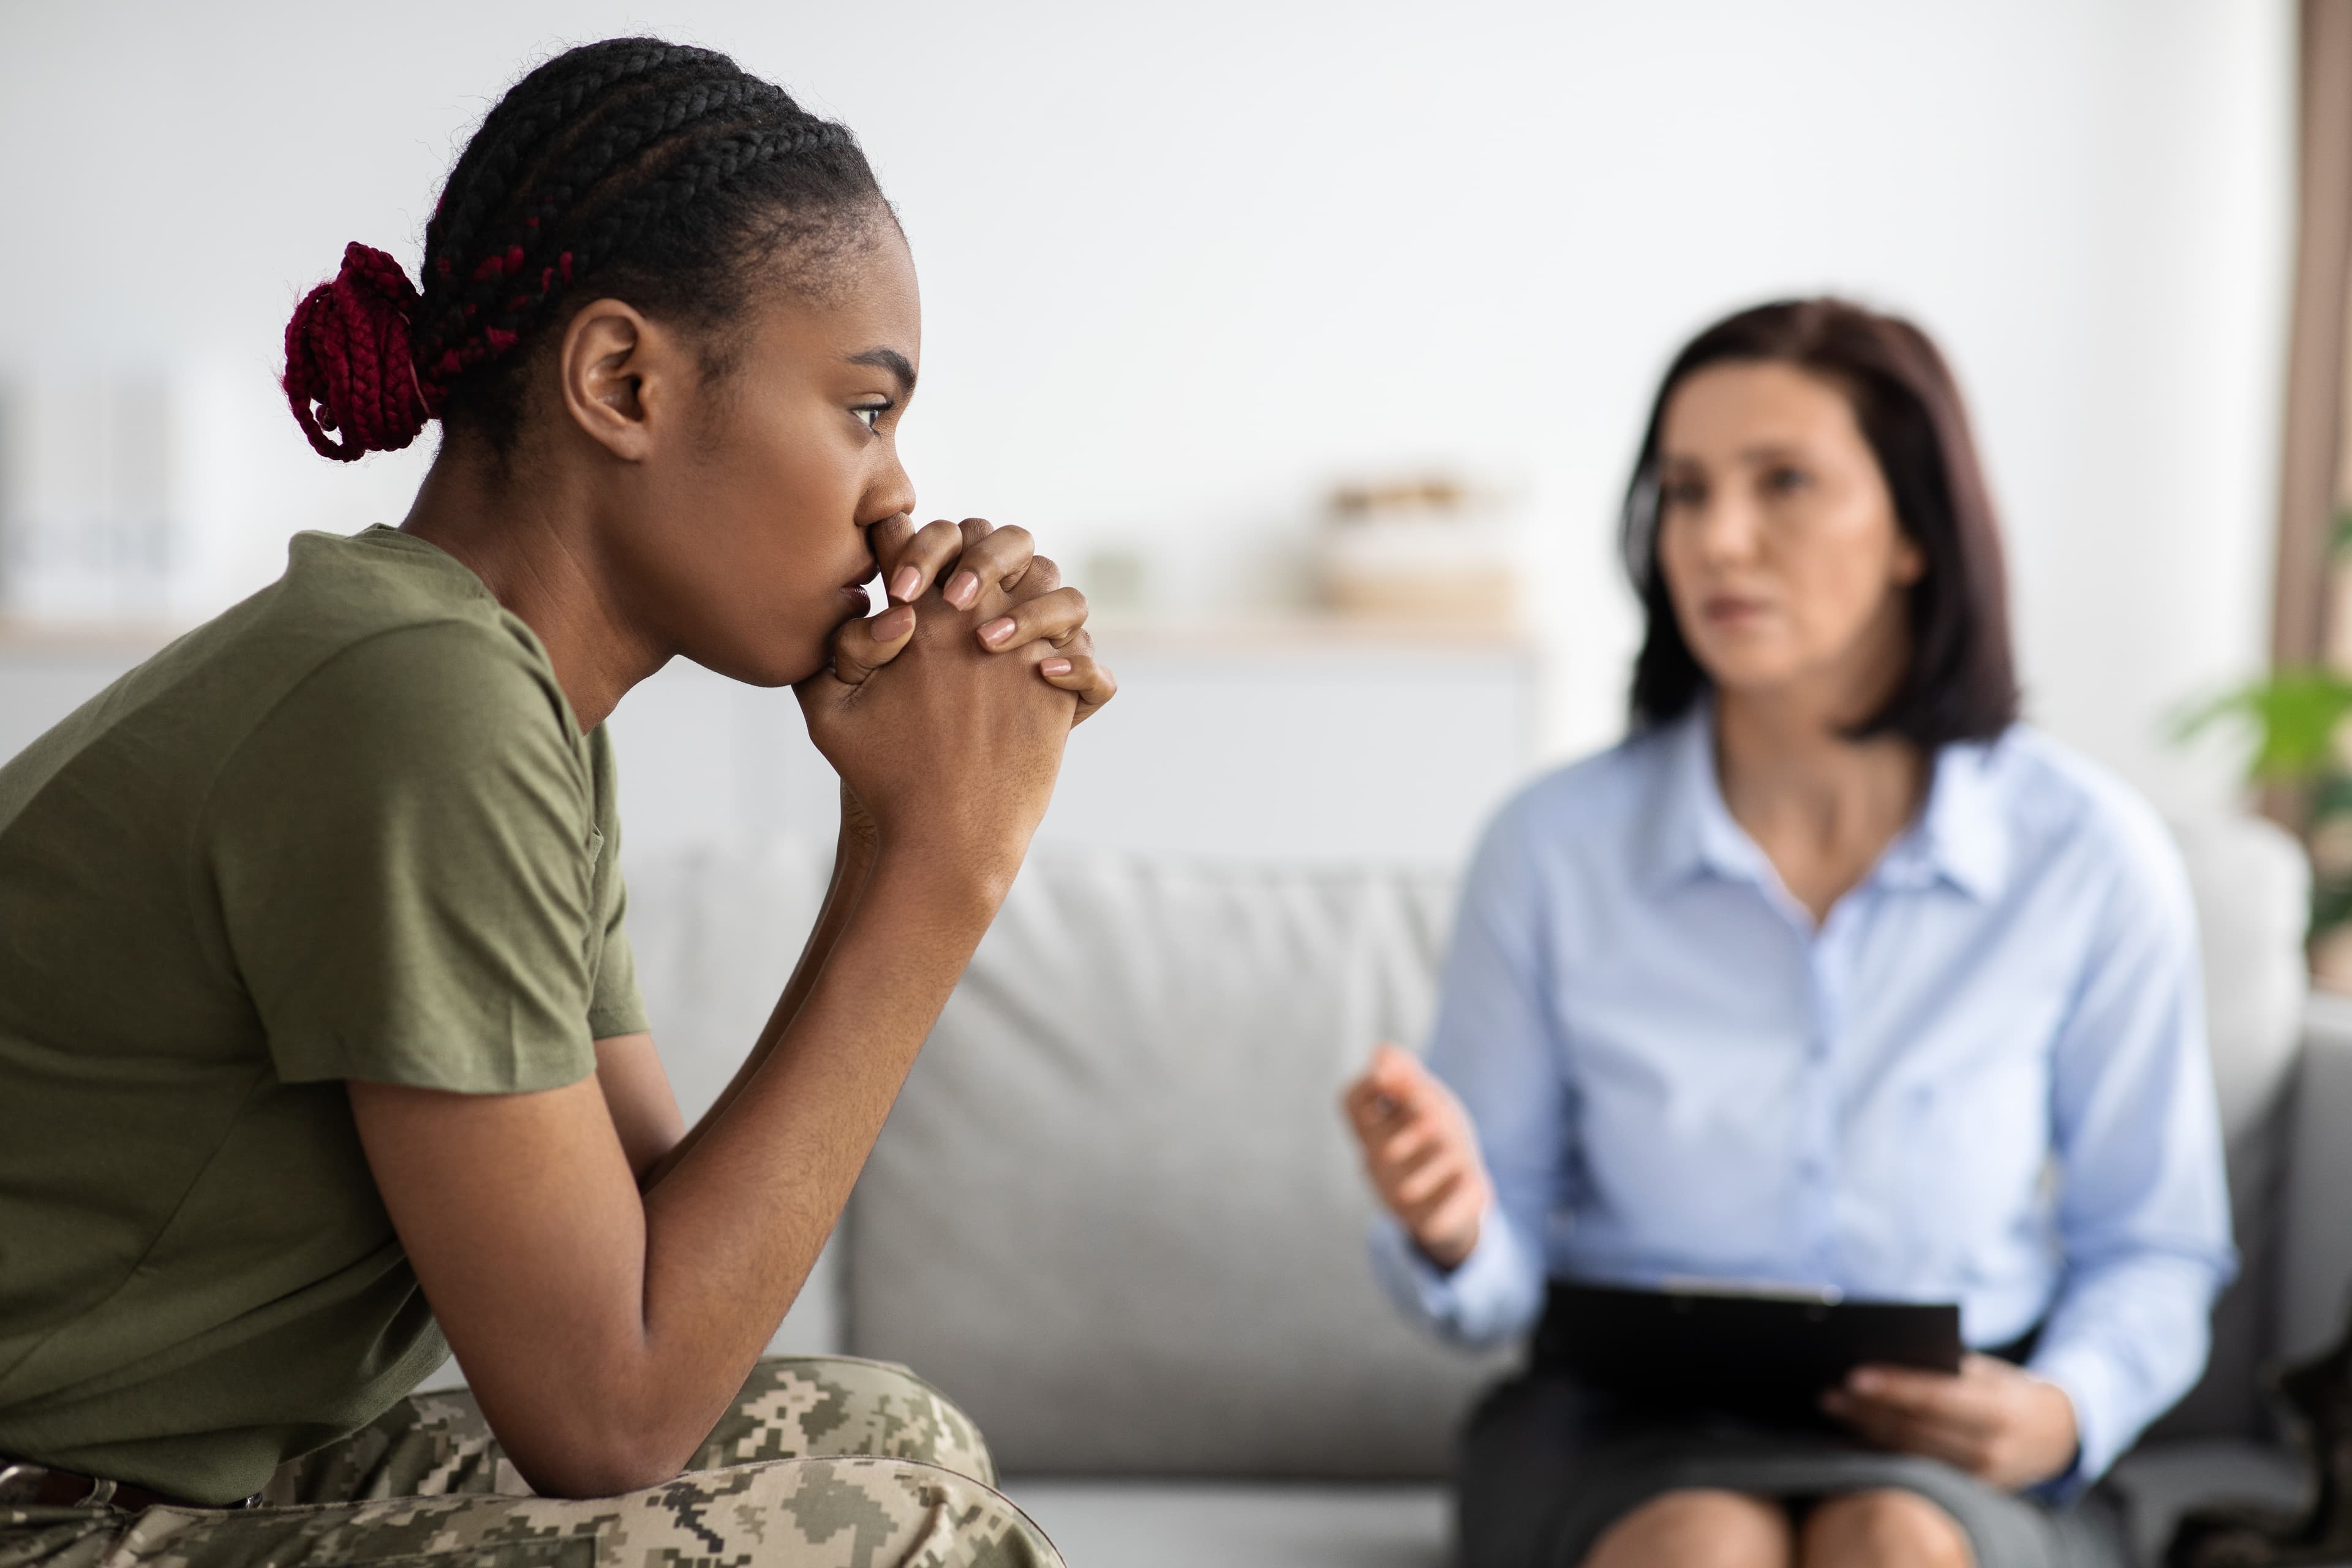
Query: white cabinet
[
  {"left": 0, "top": 621, "right": 1542, "bottom": 871},
  {"left": 603, "top": 622, "right": 1540, "bottom": 868}
]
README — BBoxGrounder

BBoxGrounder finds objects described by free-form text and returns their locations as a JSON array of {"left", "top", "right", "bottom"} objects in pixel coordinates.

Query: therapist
[{"left": 1343, "top": 298, "right": 2232, "bottom": 1568}]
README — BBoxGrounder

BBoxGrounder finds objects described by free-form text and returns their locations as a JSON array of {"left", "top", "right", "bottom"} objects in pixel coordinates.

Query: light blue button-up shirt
[{"left": 1370, "top": 707, "right": 2236, "bottom": 1488}]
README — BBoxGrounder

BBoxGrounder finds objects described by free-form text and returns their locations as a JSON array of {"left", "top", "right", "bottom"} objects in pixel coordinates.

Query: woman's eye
[
  {"left": 1764, "top": 466, "right": 1810, "bottom": 494},
  {"left": 1661, "top": 480, "right": 1705, "bottom": 510},
  {"left": 853, "top": 402, "right": 891, "bottom": 432}
]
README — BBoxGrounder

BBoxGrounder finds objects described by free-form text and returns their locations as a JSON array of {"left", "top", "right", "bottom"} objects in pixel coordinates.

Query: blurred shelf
[
  {"left": 0, "top": 618, "right": 183, "bottom": 652},
  {"left": 0, "top": 616, "right": 1541, "bottom": 655},
  {"left": 1084, "top": 614, "right": 1536, "bottom": 655}
]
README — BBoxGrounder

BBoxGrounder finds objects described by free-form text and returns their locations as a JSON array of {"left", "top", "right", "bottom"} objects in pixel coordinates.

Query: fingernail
[
  {"left": 1849, "top": 1370, "right": 1879, "bottom": 1394},
  {"left": 889, "top": 567, "right": 920, "bottom": 602},
  {"left": 946, "top": 571, "right": 978, "bottom": 608},
  {"left": 979, "top": 617, "right": 1016, "bottom": 647},
  {"left": 1040, "top": 657, "right": 1072, "bottom": 677},
  {"left": 875, "top": 605, "right": 914, "bottom": 639}
]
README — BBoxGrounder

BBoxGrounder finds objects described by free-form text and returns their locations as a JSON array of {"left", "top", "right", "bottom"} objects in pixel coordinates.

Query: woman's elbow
[
  {"left": 493, "top": 1394, "right": 704, "bottom": 1499},
  {"left": 509, "top": 1434, "right": 691, "bottom": 1500}
]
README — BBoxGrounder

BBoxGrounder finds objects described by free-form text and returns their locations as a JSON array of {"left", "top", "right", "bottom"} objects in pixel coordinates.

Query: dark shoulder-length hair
[{"left": 1622, "top": 297, "right": 2020, "bottom": 747}]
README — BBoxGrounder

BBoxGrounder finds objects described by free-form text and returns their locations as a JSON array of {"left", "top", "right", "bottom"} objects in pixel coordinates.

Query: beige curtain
[{"left": 2278, "top": 1, "right": 2352, "bottom": 673}]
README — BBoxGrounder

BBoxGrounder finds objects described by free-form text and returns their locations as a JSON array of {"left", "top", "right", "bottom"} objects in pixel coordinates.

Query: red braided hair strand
[{"left": 281, "top": 243, "right": 434, "bottom": 462}]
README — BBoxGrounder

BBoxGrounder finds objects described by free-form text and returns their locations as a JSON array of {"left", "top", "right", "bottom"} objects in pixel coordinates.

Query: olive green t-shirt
[{"left": 0, "top": 526, "right": 646, "bottom": 1504}]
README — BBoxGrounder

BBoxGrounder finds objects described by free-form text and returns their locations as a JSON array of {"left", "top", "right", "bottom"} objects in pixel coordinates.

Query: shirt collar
[
  {"left": 1637, "top": 703, "right": 1771, "bottom": 891},
  {"left": 1888, "top": 737, "right": 2011, "bottom": 901},
  {"left": 1637, "top": 703, "right": 2011, "bottom": 903}
]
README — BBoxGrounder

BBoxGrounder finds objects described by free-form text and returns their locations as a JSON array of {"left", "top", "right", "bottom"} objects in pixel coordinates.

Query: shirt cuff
[
  {"left": 2024, "top": 1340, "right": 2120, "bottom": 1499},
  {"left": 1366, "top": 1204, "right": 1540, "bottom": 1348}
]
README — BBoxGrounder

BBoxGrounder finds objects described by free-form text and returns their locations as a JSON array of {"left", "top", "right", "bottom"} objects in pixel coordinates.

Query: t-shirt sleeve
[
  {"left": 587, "top": 911, "right": 646, "bottom": 1039},
  {"left": 205, "top": 621, "right": 603, "bottom": 1093},
  {"left": 583, "top": 724, "right": 648, "bottom": 1041}
]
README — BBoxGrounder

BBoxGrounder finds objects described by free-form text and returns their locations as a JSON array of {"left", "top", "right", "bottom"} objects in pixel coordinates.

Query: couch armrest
[{"left": 2277, "top": 993, "right": 2352, "bottom": 1361}]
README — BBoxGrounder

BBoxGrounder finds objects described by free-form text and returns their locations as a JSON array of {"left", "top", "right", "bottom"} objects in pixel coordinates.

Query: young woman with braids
[{"left": 0, "top": 37, "right": 1107, "bottom": 1568}]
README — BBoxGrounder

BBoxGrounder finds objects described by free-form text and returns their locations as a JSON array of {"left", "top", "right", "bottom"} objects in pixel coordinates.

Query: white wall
[{"left": 0, "top": 0, "right": 2295, "bottom": 813}]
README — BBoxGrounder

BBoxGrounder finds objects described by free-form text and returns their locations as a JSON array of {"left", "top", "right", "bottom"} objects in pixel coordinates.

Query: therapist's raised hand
[
  {"left": 1821, "top": 1354, "right": 2080, "bottom": 1491},
  {"left": 1342, "top": 1044, "right": 1493, "bottom": 1271}
]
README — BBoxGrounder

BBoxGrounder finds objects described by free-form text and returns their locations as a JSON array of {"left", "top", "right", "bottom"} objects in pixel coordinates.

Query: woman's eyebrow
[{"left": 846, "top": 347, "right": 916, "bottom": 395}]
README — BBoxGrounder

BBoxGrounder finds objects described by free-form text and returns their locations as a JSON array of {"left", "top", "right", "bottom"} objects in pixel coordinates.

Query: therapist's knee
[
  {"left": 1583, "top": 1487, "right": 1792, "bottom": 1568},
  {"left": 1801, "top": 1488, "right": 1973, "bottom": 1568}
]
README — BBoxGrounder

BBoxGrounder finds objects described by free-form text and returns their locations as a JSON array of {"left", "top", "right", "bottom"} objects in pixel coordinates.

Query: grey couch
[{"left": 621, "top": 813, "right": 2331, "bottom": 1567}]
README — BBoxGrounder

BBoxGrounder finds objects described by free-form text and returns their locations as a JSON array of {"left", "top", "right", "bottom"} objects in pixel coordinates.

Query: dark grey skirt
[{"left": 1459, "top": 1372, "right": 2131, "bottom": 1568}]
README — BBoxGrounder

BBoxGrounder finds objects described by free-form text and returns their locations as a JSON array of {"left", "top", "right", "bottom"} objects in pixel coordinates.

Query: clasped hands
[
  {"left": 1340, "top": 1044, "right": 2081, "bottom": 1492},
  {"left": 829, "top": 513, "right": 1115, "bottom": 723},
  {"left": 794, "top": 514, "right": 1116, "bottom": 870}
]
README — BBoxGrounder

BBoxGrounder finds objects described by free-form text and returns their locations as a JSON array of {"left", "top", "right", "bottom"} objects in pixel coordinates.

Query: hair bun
[{"left": 282, "top": 242, "right": 432, "bottom": 461}]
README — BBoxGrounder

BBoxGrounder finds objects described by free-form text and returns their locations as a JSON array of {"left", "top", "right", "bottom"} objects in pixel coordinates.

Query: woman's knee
[
  {"left": 690, "top": 1355, "right": 998, "bottom": 1487},
  {"left": 1583, "top": 1488, "right": 1793, "bottom": 1568},
  {"left": 677, "top": 1455, "right": 1062, "bottom": 1568},
  {"left": 1801, "top": 1489, "right": 1974, "bottom": 1568}
]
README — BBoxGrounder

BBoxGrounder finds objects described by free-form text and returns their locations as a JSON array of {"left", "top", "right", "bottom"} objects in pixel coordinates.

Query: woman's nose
[
  {"left": 869, "top": 461, "right": 917, "bottom": 530},
  {"left": 1688, "top": 496, "right": 1762, "bottom": 563}
]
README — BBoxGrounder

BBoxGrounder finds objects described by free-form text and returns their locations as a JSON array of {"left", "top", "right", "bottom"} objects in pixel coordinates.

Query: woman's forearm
[
  {"left": 638, "top": 816, "right": 878, "bottom": 1191},
  {"left": 616, "top": 848, "right": 1005, "bottom": 1476},
  {"left": 358, "top": 844, "right": 1009, "bottom": 1499}
]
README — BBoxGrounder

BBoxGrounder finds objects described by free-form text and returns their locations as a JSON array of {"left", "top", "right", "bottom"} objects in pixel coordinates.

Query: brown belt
[{"left": 0, "top": 1459, "right": 254, "bottom": 1513}]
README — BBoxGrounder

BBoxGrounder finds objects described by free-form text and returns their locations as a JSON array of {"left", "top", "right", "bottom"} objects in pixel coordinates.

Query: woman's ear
[{"left": 557, "top": 298, "right": 675, "bottom": 462}]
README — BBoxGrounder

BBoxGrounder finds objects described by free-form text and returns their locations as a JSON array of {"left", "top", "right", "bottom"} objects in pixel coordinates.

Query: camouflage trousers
[{"left": 0, "top": 1357, "right": 1060, "bottom": 1568}]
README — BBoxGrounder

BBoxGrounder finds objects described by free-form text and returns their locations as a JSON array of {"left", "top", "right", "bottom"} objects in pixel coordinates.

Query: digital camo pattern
[{"left": 2, "top": 1357, "right": 1057, "bottom": 1568}]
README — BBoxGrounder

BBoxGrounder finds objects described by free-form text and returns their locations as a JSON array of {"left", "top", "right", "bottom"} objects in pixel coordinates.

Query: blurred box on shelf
[{"left": 1312, "top": 475, "right": 1525, "bottom": 628}]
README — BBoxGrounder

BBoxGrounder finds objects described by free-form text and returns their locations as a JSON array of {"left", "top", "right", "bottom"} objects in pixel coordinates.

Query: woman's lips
[
  {"left": 837, "top": 564, "right": 879, "bottom": 608},
  {"left": 1701, "top": 595, "right": 1769, "bottom": 627}
]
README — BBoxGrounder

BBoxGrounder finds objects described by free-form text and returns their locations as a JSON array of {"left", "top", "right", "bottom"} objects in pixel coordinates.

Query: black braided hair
[{"left": 413, "top": 37, "right": 887, "bottom": 454}]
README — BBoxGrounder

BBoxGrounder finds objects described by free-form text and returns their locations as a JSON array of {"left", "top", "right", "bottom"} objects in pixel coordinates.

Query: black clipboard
[{"left": 1533, "top": 1280, "right": 1964, "bottom": 1423}]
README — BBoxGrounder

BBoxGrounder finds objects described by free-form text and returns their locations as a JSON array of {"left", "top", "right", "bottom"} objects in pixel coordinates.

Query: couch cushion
[
  {"left": 612, "top": 816, "right": 2308, "bottom": 1473},
  {"left": 2147, "top": 815, "right": 2309, "bottom": 1441},
  {"left": 2105, "top": 1438, "right": 2309, "bottom": 1566},
  {"left": 2177, "top": 816, "right": 2312, "bottom": 1146},
  {"left": 846, "top": 852, "right": 1512, "bottom": 1477},
  {"left": 844, "top": 817, "right": 2310, "bottom": 1472},
  {"left": 620, "top": 836, "right": 847, "bottom": 1355}
]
